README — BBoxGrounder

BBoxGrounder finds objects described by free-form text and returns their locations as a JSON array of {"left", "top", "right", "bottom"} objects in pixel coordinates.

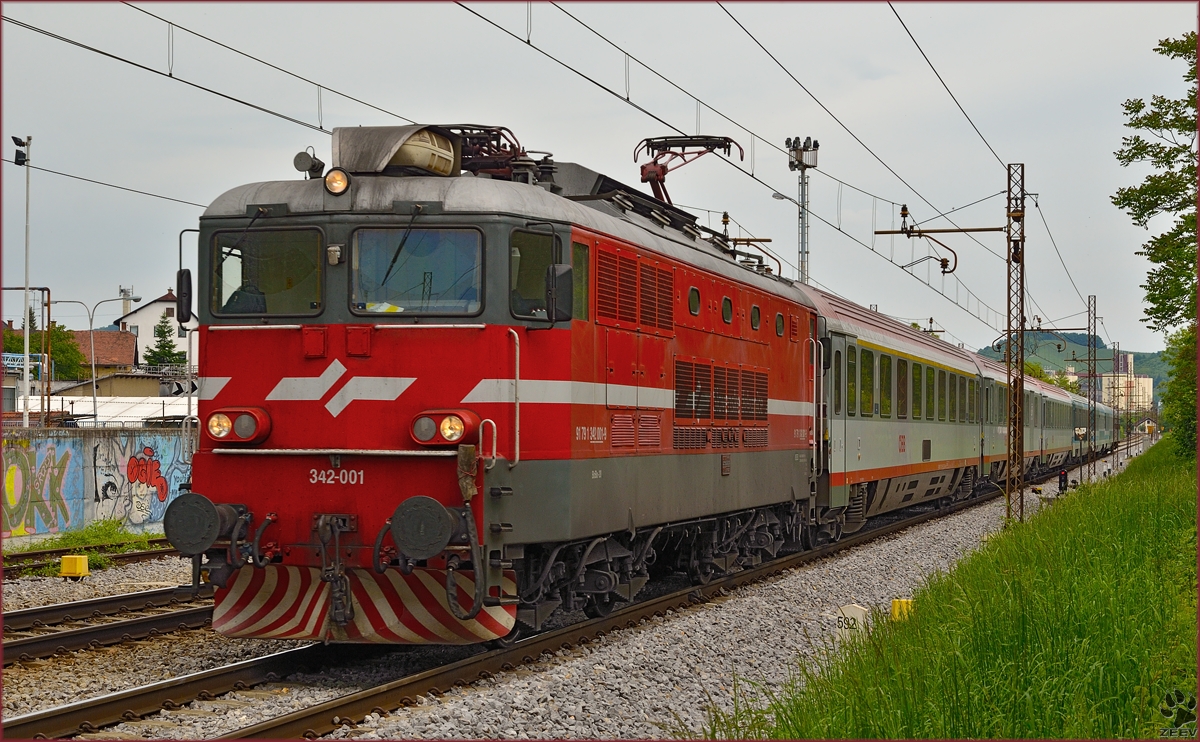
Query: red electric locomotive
[{"left": 165, "top": 125, "right": 825, "bottom": 645}]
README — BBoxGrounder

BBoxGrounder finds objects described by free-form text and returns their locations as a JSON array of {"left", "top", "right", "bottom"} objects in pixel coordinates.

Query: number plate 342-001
[{"left": 309, "top": 469, "right": 365, "bottom": 485}]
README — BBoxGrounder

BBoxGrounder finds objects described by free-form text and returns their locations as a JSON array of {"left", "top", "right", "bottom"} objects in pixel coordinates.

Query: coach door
[{"left": 826, "top": 333, "right": 850, "bottom": 507}]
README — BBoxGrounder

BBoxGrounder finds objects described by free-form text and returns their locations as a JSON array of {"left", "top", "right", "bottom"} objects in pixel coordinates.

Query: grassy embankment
[
  {"left": 703, "top": 440, "right": 1197, "bottom": 738},
  {"left": 3, "top": 519, "right": 163, "bottom": 575}
]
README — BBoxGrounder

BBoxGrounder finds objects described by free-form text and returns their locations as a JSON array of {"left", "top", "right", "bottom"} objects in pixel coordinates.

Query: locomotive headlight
[
  {"left": 324, "top": 167, "right": 351, "bottom": 195},
  {"left": 207, "top": 413, "right": 232, "bottom": 438},
  {"left": 233, "top": 413, "right": 257, "bottom": 439},
  {"left": 439, "top": 415, "right": 465, "bottom": 442},
  {"left": 412, "top": 416, "right": 437, "bottom": 442}
]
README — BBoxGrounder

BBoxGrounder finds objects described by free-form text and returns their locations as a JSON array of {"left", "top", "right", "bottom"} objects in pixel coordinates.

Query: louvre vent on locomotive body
[{"left": 164, "top": 123, "right": 1117, "bottom": 646}]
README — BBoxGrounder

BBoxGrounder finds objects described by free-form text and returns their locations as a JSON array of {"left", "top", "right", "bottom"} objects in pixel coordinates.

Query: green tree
[
  {"left": 2, "top": 324, "right": 86, "bottom": 380},
  {"left": 1111, "top": 31, "right": 1197, "bottom": 458},
  {"left": 1112, "top": 32, "right": 1197, "bottom": 331},
  {"left": 1158, "top": 324, "right": 1196, "bottom": 456},
  {"left": 142, "top": 310, "right": 186, "bottom": 366}
]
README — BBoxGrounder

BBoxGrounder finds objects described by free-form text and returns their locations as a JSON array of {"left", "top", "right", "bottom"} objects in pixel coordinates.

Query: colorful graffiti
[
  {"left": 3, "top": 441, "right": 79, "bottom": 537},
  {"left": 2, "top": 431, "right": 192, "bottom": 537}
]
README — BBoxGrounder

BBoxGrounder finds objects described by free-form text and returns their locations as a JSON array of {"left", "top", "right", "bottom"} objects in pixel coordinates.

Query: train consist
[{"left": 163, "top": 124, "right": 1114, "bottom": 645}]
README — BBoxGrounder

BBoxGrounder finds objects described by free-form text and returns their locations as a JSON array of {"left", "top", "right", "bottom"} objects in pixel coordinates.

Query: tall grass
[
  {"left": 704, "top": 441, "right": 1197, "bottom": 738},
  {"left": 3, "top": 518, "right": 158, "bottom": 555}
]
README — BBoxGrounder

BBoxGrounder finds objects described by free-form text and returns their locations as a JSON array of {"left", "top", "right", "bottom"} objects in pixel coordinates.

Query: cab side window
[
  {"left": 572, "top": 241, "right": 589, "bottom": 320},
  {"left": 510, "top": 230, "right": 559, "bottom": 319}
]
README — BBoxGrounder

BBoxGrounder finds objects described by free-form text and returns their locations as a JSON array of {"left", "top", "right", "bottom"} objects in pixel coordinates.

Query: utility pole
[
  {"left": 785, "top": 136, "right": 818, "bottom": 284},
  {"left": 14, "top": 135, "right": 31, "bottom": 426},
  {"left": 1004, "top": 164, "right": 1026, "bottom": 523}
]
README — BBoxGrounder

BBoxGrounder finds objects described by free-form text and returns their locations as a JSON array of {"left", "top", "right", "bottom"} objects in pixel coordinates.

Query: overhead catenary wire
[
  {"left": 120, "top": 3, "right": 418, "bottom": 125},
  {"left": 548, "top": 2, "right": 900, "bottom": 206},
  {"left": 2, "top": 15, "right": 328, "bottom": 133},
  {"left": 459, "top": 2, "right": 1003, "bottom": 333},
  {"left": 2, "top": 157, "right": 207, "bottom": 208},
  {"left": 717, "top": 3, "right": 1014, "bottom": 268},
  {"left": 1031, "top": 196, "right": 1088, "bottom": 308},
  {"left": 887, "top": 2, "right": 1005, "bottom": 169}
]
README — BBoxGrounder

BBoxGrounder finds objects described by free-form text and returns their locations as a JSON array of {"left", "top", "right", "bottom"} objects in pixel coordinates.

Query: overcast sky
[{"left": 3, "top": 2, "right": 1194, "bottom": 354}]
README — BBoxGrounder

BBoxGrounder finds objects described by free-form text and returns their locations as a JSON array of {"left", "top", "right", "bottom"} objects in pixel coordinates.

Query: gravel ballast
[{"left": 2, "top": 555, "right": 195, "bottom": 611}]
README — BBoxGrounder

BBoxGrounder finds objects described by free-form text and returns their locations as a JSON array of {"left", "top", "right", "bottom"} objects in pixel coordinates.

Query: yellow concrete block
[
  {"left": 891, "top": 598, "right": 912, "bottom": 620},
  {"left": 60, "top": 554, "right": 89, "bottom": 578}
]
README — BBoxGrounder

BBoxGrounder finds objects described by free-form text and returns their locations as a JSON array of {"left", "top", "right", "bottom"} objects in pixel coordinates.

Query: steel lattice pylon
[
  {"left": 1005, "top": 164, "right": 1026, "bottom": 523},
  {"left": 1087, "top": 294, "right": 1097, "bottom": 482}
]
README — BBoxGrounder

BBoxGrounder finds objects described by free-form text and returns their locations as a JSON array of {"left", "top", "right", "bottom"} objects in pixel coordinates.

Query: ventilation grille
[
  {"left": 597, "top": 251, "right": 619, "bottom": 320},
  {"left": 611, "top": 414, "right": 635, "bottom": 448},
  {"left": 637, "top": 414, "right": 661, "bottom": 447},
  {"left": 672, "top": 427, "right": 708, "bottom": 449},
  {"left": 742, "top": 428, "right": 769, "bottom": 447},
  {"left": 711, "top": 427, "right": 740, "bottom": 449},
  {"left": 679, "top": 361, "right": 767, "bottom": 422},
  {"left": 617, "top": 256, "right": 638, "bottom": 323}
]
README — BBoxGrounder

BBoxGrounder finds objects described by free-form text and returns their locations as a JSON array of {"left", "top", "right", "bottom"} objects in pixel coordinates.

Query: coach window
[
  {"left": 897, "top": 359, "right": 908, "bottom": 419},
  {"left": 911, "top": 362, "right": 921, "bottom": 419},
  {"left": 925, "top": 366, "right": 936, "bottom": 420},
  {"left": 510, "top": 230, "right": 559, "bottom": 318},
  {"left": 860, "top": 349, "right": 874, "bottom": 417},
  {"left": 985, "top": 387, "right": 991, "bottom": 423},
  {"left": 959, "top": 377, "right": 968, "bottom": 422},
  {"left": 947, "top": 373, "right": 957, "bottom": 422},
  {"left": 688, "top": 287, "right": 701, "bottom": 316},
  {"left": 834, "top": 350, "right": 842, "bottom": 414},
  {"left": 879, "top": 354, "right": 892, "bottom": 418},
  {"left": 721, "top": 297, "right": 733, "bottom": 324},
  {"left": 775, "top": 312, "right": 785, "bottom": 336},
  {"left": 968, "top": 379, "right": 977, "bottom": 422},
  {"left": 938, "top": 369, "right": 947, "bottom": 421},
  {"left": 750, "top": 305, "right": 761, "bottom": 331},
  {"left": 847, "top": 346, "right": 857, "bottom": 417},
  {"left": 572, "top": 242, "right": 589, "bottom": 320}
]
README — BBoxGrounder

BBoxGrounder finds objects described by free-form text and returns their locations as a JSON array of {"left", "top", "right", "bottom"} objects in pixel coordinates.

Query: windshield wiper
[{"left": 379, "top": 205, "right": 423, "bottom": 287}]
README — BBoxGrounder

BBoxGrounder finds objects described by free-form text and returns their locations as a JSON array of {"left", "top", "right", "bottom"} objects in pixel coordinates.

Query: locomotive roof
[{"left": 203, "top": 168, "right": 818, "bottom": 311}]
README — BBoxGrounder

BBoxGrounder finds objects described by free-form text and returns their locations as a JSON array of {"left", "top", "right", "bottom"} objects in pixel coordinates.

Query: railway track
[
  {"left": 3, "top": 585, "right": 214, "bottom": 666},
  {"left": 3, "top": 538, "right": 178, "bottom": 578},
  {"left": 7, "top": 450, "right": 1138, "bottom": 740}
]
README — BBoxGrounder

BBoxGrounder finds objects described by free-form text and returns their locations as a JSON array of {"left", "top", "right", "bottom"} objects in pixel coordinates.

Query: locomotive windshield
[
  {"left": 352, "top": 228, "right": 482, "bottom": 315},
  {"left": 211, "top": 229, "right": 322, "bottom": 316}
]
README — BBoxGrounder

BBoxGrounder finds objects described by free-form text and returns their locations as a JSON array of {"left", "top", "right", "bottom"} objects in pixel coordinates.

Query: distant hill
[{"left": 977, "top": 332, "right": 1169, "bottom": 404}]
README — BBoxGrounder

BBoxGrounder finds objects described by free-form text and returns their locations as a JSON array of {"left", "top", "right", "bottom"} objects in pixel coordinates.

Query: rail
[
  {"left": 4, "top": 604, "right": 213, "bottom": 665},
  {"left": 3, "top": 585, "right": 213, "bottom": 632}
]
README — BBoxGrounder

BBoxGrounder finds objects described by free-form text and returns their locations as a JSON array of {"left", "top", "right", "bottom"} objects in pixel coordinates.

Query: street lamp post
[
  {"left": 52, "top": 295, "right": 141, "bottom": 425},
  {"left": 13, "top": 135, "right": 31, "bottom": 425},
  {"left": 785, "top": 136, "right": 819, "bottom": 284}
]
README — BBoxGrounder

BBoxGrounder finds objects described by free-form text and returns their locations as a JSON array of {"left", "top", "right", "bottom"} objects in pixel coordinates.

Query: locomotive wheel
[{"left": 584, "top": 592, "right": 617, "bottom": 618}]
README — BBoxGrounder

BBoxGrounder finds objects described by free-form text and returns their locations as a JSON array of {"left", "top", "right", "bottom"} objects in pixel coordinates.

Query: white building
[{"left": 112, "top": 288, "right": 198, "bottom": 366}]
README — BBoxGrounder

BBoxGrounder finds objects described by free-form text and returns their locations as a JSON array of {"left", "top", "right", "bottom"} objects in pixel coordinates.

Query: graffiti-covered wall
[{"left": 2, "top": 430, "right": 191, "bottom": 538}]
